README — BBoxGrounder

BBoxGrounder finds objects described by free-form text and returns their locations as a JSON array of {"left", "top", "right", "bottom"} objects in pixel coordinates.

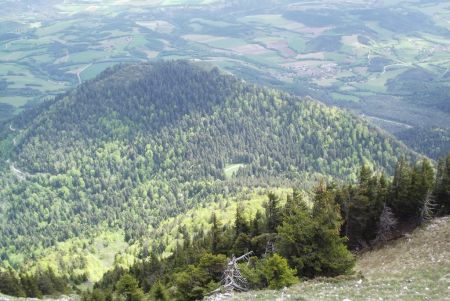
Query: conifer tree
[
  {"left": 250, "top": 210, "right": 263, "bottom": 237},
  {"left": 346, "top": 167, "right": 380, "bottom": 248},
  {"left": 235, "top": 204, "right": 249, "bottom": 237},
  {"left": 150, "top": 281, "right": 169, "bottom": 301},
  {"left": 0, "top": 269, "right": 25, "bottom": 297},
  {"left": 210, "top": 212, "right": 221, "bottom": 255},
  {"left": 20, "top": 274, "right": 42, "bottom": 298},
  {"left": 264, "top": 193, "right": 282, "bottom": 233},
  {"left": 116, "top": 274, "right": 144, "bottom": 301},
  {"left": 435, "top": 153, "right": 450, "bottom": 215},
  {"left": 277, "top": 185, "right": 354, "bottom": 277},
  {"left": 390, "top": 158, "right": 413, "bottom": 219}
]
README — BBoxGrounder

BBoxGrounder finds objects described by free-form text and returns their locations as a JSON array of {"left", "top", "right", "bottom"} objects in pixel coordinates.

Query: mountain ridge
[{"left": 0, "top": 60, "right": 416, "bottom": 270}]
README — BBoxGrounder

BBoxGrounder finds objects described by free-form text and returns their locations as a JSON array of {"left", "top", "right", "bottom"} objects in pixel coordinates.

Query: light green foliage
[
  {"left": 25, "top": 231, "right": 129, "bottom": 283},
  {"left": 149, "top": 281, "right": 169, "bottom": 301},
  {"left": 224, "top": 164, "right": 246, "bottom": 179},
  {"left": 260, "top": 254, "right": 297, "bottom": 289},
  {"left": 240, "top": 255, "right": 298, "bottom": 290},
  {"left": 116, "top": 274, "right": 145, "bottom": 301},
  {"left": 143, "top": 188, "right": 290, "bottom": 258}
]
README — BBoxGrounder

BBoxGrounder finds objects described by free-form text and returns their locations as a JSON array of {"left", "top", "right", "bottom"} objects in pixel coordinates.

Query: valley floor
[{"left": 222, "top": 217, "right": 450, "bottom": 301}]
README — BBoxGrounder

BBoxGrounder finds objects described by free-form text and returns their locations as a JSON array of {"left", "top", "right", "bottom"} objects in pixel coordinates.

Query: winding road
[{"left": 362, "top": 114, "right": 413, "bottom": 129}]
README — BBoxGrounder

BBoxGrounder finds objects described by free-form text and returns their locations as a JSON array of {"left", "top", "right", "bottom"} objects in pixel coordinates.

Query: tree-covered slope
[{"left": 0, "top": 61, "right": 414, "bottom": 268}]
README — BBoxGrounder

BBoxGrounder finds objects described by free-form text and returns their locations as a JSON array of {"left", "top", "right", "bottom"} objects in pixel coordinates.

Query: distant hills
[
  {"left": 1, "top": 0, "right": 449, "bottom": 160},
  {"left": 0, "top": 61, "right": 414, "bottom": 269}
]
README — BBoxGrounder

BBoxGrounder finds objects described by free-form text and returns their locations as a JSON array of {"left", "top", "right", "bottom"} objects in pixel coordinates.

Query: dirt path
[
  {"left": 7, "top": 124, "right": 28, "bottom": 179},
  {"left": 381, "top": 62, "right": 408, "bottom": 75},
  {"left": 441, "top": 67, "right": 449, "bottom": 79},
  {"left": 76, "top": 63, "right": 93, "bottom": 84},
  {"left": 10, "top": 164, "right": 29, "bottom": 181}
]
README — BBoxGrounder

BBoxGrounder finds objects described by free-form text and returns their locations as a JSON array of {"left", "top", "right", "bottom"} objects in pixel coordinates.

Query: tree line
[{"left": 0, "top": 268, "right": 69, "bottom": 298}]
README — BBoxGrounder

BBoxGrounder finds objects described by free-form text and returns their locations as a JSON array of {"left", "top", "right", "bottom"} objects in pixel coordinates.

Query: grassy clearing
[
  {"left": 227, "top": 217, "right": 450, "bottom": 301},
  {"left": 26, "top": 231, "right": 129, "bottom": 283},
  {"left": 330, "top": 92, "right": 360, "bottom": 103},
  {"left": 224, "top": 164, "right": 246, "bottom": 179},
  {"left": 80, "top": 62, "right": 117, "bottom": 81}
]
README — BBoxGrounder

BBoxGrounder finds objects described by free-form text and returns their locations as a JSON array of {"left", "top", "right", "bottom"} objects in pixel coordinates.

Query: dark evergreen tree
[
  {"left": 250, "top": 210, "right": 263, "bottom": 237},
  {"left": 436, "top": 153, "right": 450, "bottom": 215},
  {"left": 390, "top": 158, "right": 413, "bottom": 219},
  {"left": 234, "top": 204, "right": 249, "bottom": 237},
  {"left": 115, "top": 274, "right": 144, "bottom": 301},
  {"left": 277, "top": 187, "right": 354, "bottom": 277},
  {"left": 0, "top": 269, "right": 25, "bottom": 297},
  {"left": 20, "top": 274, "right": 42, "bottom": 298},
  {"left": 150, "top": 281, "right": 169, "bottom": 301},
  {"left": 264, "top": 193, "right": 282, "bottom": 233}
]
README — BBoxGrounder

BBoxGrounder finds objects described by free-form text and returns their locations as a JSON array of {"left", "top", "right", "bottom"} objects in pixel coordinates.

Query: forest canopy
[{"left": 0, "top": 61, "right": 415, "bottom": 272}]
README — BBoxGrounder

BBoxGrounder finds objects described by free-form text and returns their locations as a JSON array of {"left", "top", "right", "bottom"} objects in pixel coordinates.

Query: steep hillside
[
  {"left": 226, "top": 217, "right": 450, "bottom": 301},
  {"left": 0, "top": 61, "right": 414, "bottom": 270}
]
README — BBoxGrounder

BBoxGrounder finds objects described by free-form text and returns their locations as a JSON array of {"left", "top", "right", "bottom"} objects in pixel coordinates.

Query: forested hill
[{"left": 0, "top": 61, "right": 414, "bottom": 268}]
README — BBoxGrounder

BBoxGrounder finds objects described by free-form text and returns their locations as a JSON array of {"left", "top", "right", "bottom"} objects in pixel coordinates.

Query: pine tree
[
  {"left": 0, "top": 269, "right": 25, "bottom": 297},
  {"left": 435, "top": 153, "right": 450, "bottom": 215},
  {"left": 277, "top": 185, "right": 354, "bottom": 278},
  {"left": 346, "top": 167, "right": 382, "bottom": 249},
  {"left": 264, "top": 193, "right": 282, "bottom": 233},
  {"left": 116, "top": 274, "right": 144, "bottom": 301},
  {"left": 210, "top": 212, "right": 221, "bottom": 255},
  {"left": 20, "top": 274, "right": 42, "bottom": 298},
  {"left": 390, "top": 158, "right": 413, "bottom": 219},
  {"left": 150, "top": 281, "right": 169, "bottom": 301},
  {"left": 235, "top": 204, "right": 249, "bottom": 237},
  {"left": 233, "top": 233, "right": 251, "bottom": 255},
  {"left": 250, "top": 210, "right": 263, "bottom": 237}
]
